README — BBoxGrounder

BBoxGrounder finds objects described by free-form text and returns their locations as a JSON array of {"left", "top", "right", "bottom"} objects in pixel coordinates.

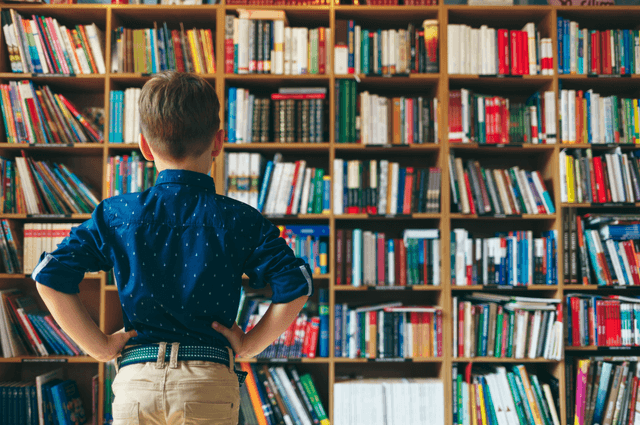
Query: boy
[{"left": 34, "top": 72, "right": 312, "bottom": 425}]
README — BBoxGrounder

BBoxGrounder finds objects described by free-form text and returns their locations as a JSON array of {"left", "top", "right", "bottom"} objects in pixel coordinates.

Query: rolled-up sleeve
[
  {"left": 31, "top": 202, "right": 114, "bottom": 294},
  {"left": 243, "top": 213, "right": 313, "bottom": 303}
]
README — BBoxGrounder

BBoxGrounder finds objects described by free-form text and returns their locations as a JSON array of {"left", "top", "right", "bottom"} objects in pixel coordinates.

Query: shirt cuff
[
  {"left": 31, "top": 253, "right": 83, "bottom": 294},
  {"left": 270, "top": 264, "right": 314, "bottom": 304}
]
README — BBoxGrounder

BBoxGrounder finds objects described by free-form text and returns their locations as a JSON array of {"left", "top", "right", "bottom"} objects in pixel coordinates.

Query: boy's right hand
[{"left": 212, "top": 321, "right": 248, "bottom": 358}]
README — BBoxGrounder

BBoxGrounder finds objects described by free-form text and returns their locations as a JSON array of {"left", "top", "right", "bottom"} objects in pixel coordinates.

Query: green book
[
  {"left": 339, "top": 80, "right": 347, "bottom": 143},
  {"left": 476, "top": 305, "right": 484, "bottom": 357},
  {"left": 494, "top": 309, "right": 503, "bottom": 357},
  {"left": 530, "top": 374, "right": 553, "bottom": 425},
  {"left": 300, "top": 373, "right": 330, "bottom": 424},
  {"left": 349, "top": 79, "right": 357, "bottom": 143},
  {"left": 313, "top": 168, "right": 325, "bottom": 214},
  {"left": 506, "top": 371, "right": 529, "bottom": 425},
  {"left": 506, "top": 312, "right": 514, "bottom": 358}
]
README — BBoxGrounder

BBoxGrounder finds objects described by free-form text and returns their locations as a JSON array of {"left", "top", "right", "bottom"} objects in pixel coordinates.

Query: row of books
[
  {"left": 1, "top": 370, "right": 88, "bottom": 425},
  {"left": 0, "top": 156, "right": 100, "bottom": 215},
  {"left": 449, "top": 154, "right": 556, "bottom": 216},
  {"left": 2, "top": 10, "right": 106, "bottom": 75},
  {"left": 334, "top": 302, "right": 443, "bottom": 359},
  {"left": 453, "top": 293, "right": 563, "bottom": 361},
  {"left": 0, "top": 220, "right": 22, "bottom": 274},
  {"left": 279, "top": 225, "right": 329, "bottom": 276},
  {"left": 0, "top": 81, "right": 104, "bottom": 145},
  {"left": 358, "top": 93, "right": 439, "bottom": 145},
  {"left": 569, "top": 359, "right": 640, "bottom": 425},
  {"left": 448, "top": 90, "right": 557, "bottom": 145},
  {"left": 226, "top": 87, "right": 326, "bottom": 144},
  {"left": 110, "top": 23, "right": 215, "bottom": 74},
  {"left": 225, "top": 11, "right": 329, "bottom": 75},
  {"left": 451, "top": 229, "right": 558, "bottom": 287},
  {"left": 453, "top": 364, "right": 560, "bottom": 425},
  {"left": 226, "top": 153, "right": 330, "bottom": 215},
  {"left": 334, "top": 378, "right": 445, "bottom": 425},
  {"left": 106, "top": 152, "right": 157, "bottom": 198},
  {"left": 566, "top": 294, "right": 640, "bottom": 347},
  {"left": 557, "top": 18, "right": 640, "bottom": 75},
  {"left": 237, "top": 289, "right": 329, "bottom": 359},
  {"left": 334, "top": 19, "right": 438, "bottom": 75},
  {"left": 109, "top": 88, "right": 141, "bottom": 145},
  {"left": 332, "top": 160, "right": 442, "bottom": 215},
  {"left": 447, "top": 23, "right": 553, "bottom": 76},
  {"left": 0, "top": 289, "right": 85, "bottom": 358},
  {"left": 23, "top": 223, "right": 77, "bottom": 275},
  {"left": 559, "top": 91, "right": 640, "bottom": 145},
  {"left": 560, "top": 148, "right": 640, "bottom": 204},
  {"left": 240, "top": 365, "right": 329, "bottom": 425},
  {"left": 335, "top": 228, "right": 441, "bottom": 287},
  {"left": 569, "top": 213, "right": 640, "bottom": 287}
]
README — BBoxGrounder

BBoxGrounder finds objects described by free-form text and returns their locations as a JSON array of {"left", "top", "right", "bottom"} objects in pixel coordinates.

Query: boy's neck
[{"left": 154, "top": 155, "right": 213, "bottom": 176}]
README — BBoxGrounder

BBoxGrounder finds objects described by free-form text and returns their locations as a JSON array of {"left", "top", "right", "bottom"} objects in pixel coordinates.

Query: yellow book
[
  {"left": 515, "top": 365, "right": 544, "bottom": 425},
  {"left": 477, "top": 382, "right": 489, "bottom": 425},
  {"left": 187, "top": 30, "right": 202, "bottom": 73},
  {"left": 634, "top": 99, "right": 640, "bottom": 144},
  {"left": 583, "top": 98, "right": 588, "bottom": 144},
  {"left": 566, "top": 155, "right": 575, "bottom": 203},
  {"left": 470, "top": 381, "right": 478, "bottom": 425}
]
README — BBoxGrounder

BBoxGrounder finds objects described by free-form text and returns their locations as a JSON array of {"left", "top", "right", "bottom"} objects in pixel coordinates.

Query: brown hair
[{"left": 139, "top": 72, "right": 220, "bottom": 159}]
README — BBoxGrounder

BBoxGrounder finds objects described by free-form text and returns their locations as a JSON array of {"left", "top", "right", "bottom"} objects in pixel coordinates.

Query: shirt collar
[{"left": 154, "top": 169, "right": 216, "bottom": 191}]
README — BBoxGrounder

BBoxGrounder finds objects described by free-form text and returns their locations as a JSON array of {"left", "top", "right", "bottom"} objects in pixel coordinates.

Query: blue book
[
  {"left": 27, "top": 313, "right": 62, "bottom": 355},
  {"left": 157, "top": 25, "right": 167, "bottom": 71},
  {"left": 592, "top": 362, "right": 614, "bottom": 425},
  {"left": 256, "top": 160, "right": 274, "bottom": 212},
  {"left": 117, "top": 91, "right": 124, "bottom": 143},
  {"left": 347, "top": 20, "right": 355, "bottom": 73},
  {"left": 564, "top": 19, "right": 570, "bottom": 75},
  {"left": 557, "top": 18, "right": 564, "bottom": 74},
  {"left": 109, "top": 91, "right": 115, "bottom": 143},
  {"left": 322, "top": 176, "right": 330, "bottom": 214},
  {"left": 320, "top": 242, "right": 328, "bottom": 274},
  {"left": 388, "top": 239, "right": 395, "bottom": 285},
  {"left": 377, "top": 29, "right": 383, "bottom": 74},
  {"left": 506, "top": 238, "right": 513, "bottom": 286},
  {"left": 353, "top": 228, "right": 362, "bottom": 286},
  {"left": 334, "top": 304, "right": 343, "bottom": 357},
  {"left": 227, "top": 88, "right": 237, "bottom": 143},
  {"left": 578, "top": 31, "right": 583, "bottom": 74},
  {"left": 249, "top": 365, "right": 274, "bottom": 422},
  {"left": 268, "top": 367, "right": 301, "bottom": 425},
  {"left": 363, "top": 30, "right": 370, "bottom": 74},
  {"left": 50, "top": 380, "right": 86, "bottom": 425},
  {"left": 398, "top": 313, "right": 404, "bottom": 358},
  {"left": 318, "top": 289, "right": 329, "bottom": 358},
  {"left": 148, "top": 29, "right": 157, "bottom": 73},
  {"left": 163, "top": 23, "right": 175, "bottom": 70},
  {"left": 396, "top": 167, "right": 406, "bottom": 214}
]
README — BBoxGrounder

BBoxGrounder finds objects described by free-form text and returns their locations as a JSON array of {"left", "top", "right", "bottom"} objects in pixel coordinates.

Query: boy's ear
[
  {"left": 212, "top": 129, "right": 224, "bottom": 158},
  {"left": 139, "top": 134, "right": 155, "bottom": 161}
]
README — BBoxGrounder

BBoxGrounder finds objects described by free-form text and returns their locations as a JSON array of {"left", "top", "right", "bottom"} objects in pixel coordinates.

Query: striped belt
[{"left": 117, "top": 344, "right": 247, "bottom": 385}]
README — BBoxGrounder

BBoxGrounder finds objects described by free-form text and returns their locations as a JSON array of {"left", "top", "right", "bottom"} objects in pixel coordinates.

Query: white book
[
  {"left": 623, "top": 155, "right": 635, "bottom": 203},
  {"left": 133, "top": 88, "right": 141, "bottom": 144},
  {"left": 2, "top": 22, "right": 18, "bottom": 72},
  {"left": 618, "top": 242, "right": 634, "bottom": 289},
  {"left": 237, "top": 18, "right": 249, "bottom": 74},
  {"left": 433, "top": 239, "right": 440, "bottom": 285},
  {"left": 532, "top": 171, "right": 552, "bottom": 214},
  {"left": 226, "top": 152, "right": 238, "bottom": 200},
  {"left": 29, "top": 20, "right": 50, "bottom": 74},
  {"left": 480, "top": 25, "right": 489, "bottom": 75},
  {"left": 460, "top": 25, "right": 468, "bottom": 74},
  {"left": 454, "top": 229, "right": 467, "bottom": 286},
  {"left": 298, "top": 27, "right": 308, "bottom": 75},
  {"left": 561, "top": 90, "right": 569, "bottom": 143},
  {"left": 448, "top": 24, "right": 459, "bottom": 74},
  {"left": 496, "top": 367, "right": 521, "bottom": 425},
  {"left": 325, "top": 28, "right": 331, "bottom": 74},
  {"left": 237, "top": 152, "right": 251, "bottom": 205},
  {"left": 559, "top": 150, "right": 567, "bottom": 203},
  {"left": 274, "top": 162, "right": 296, "bottom": 214},
  {"left": 524, "top": 23, "right": 537, "bottom": 75},
  {"left": 379, "top": 160, "right": 389, "bottom": 214},
  {"left": 283, "top": 26, "right": 292, "bottom": 74},
  {"left": 274, "top": 367, "right": 313, "bottom": 425},
  {"left": 15, "top": 157, "right": 39, "bottom": 213},
  {"left": 544, "top": 91, "right": 557, "bottom": 143},
  {"left": 299, "top": 168, "right": 313, "bottom": 216},
  {"left": 85, "top": 23, "right": 106, "bottom": 74},
  {"left": 389, "top": 162, "right": 399, "bottom": 215},
  {"left": 50, "top": 19, "right": 70, "bottom": 74},
  {"left": 568, "top": 90, "right": 576, "bottom": 143},
  {"left": 333, "top": 159, "right": 344, "bottom": 215},
  {"left": 273, "top": 20, "right": 285, "bottom": 74},
  {"left": 61, "top": 26, "right": 82, "bottom": 74},
  {"left": 528, "top": 310, "right": 542, "bottom": 358},
  {"left": 264, "top": 162, "right": 284, "bottom": 214},
  {"left": 381, "top": 30, "right": 388, "bottom": 74},
  {"left": 290, "top": 160, "right": 306, "bottom": 214},
  {"left": 606, "top": 238, "right": 627, "bottom": 285},
  {"left": 235, "top": 88, "right": 245, "bottom": 143},
  {"left": 354, "top": 25, "right": 361, "bottom": 75}
]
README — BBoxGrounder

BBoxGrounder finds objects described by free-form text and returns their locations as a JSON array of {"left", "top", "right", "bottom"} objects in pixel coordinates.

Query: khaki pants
[{"left": 112, "top": 343, "right": 240, "bottom": 425}]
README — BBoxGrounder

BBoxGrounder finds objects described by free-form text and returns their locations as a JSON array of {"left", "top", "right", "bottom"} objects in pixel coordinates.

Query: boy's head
[{"left": 139, "top": 72, "right": 221, "bottom": 161}]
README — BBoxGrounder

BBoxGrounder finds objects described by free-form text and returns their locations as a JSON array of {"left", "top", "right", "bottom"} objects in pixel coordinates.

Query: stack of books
[
  {"left": 334, "top": 378, "right": 444, "bottom": 425},
  {"left": 111, "top": 23, "right": 215, "bottom": 74},
  {"left": 336, "top": 228, "right": 441, "bottom": 287},
  {"left": 449, "top": 90, "right": 557, "bottom": 144},
  {"left": 106, "top": 152, "right": 156, "bottom": 198},
  {"left": 560, "top": 148, "right": 640, "bottom": 204},
  {"left": 334, "top": 19, "right": 438, "bottom": 75},
  {"left": 559, "top": 90, "right": 640, "bottom": 144},
  {"left": 1, "top": 10, "right": 106, "bottom": 74},
  {"left": 568, "top": 359, "right": 640, "bottom": 425},
  {"left": 452, "top": 364, "right": 560, "bottom": 425},
  {"left": 0, "top": 81, "right": 104, "bottom": 144},
  {"left": 225, "top": 10, "right": 329, "bottom": 75},
  {"left": 447, "top": 23, "right": 553, "bottom": 75},
  {"left": 0, "top": 220, "right": 21, "bottom": 274},
  {"left": 23, "top": 223, "right": 79, "bottom": 274},
  {"left": 240, "top": 365, "right": 329, "bottom": 425},
  {"left": 0, "top": 289, "right": 86, "bottom": 357},
  {"left": 453, "top": 293, "right": 563, "bottom": 360},
  {"left": 0, "top": 155, "right": 100, "bottom": 215},
  {"left": 225, "top": 152, "right": 329, "bottom": 215},
  {"left": 334, "top": 302, "right": 443, "bottom": 359},
  {"left": 109, "top": 88, "right": 141, "bottom": 145},
  {"left": 449, "top": 154, "right": 555, "bottom": 216},
  {"left": 357, "top": 93, "right": 439, "bottom": 145},
  {"left": 566, "top": 294, "right": 640, "bottom": 347},
  {"left": 333, "top": 159, "right": 441, "bottom": 215},
  {"left": 557, "top": 18, "right": 640, "bottom": 75},
  {"left": 1, "top": 369, "right": 88, "bottom": 425},
  {"left": 226, "top": 87, "right": 326, "bottom": 144},
  {"left": 451, "top": 229, "right": 558, "bottom": 287},
  {"left": 279, "top": 225, "right": 329, "bottom": 276}
]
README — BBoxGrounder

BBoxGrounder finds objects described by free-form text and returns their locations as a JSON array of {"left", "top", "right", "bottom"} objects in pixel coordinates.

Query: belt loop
[
  {"left": 226, "top": 346, "right": 235, "bottom": 374},
  {"left": 169, "top": 343, "right": 180, "bottom": 369},
  {"left": 155, "top": 342, "right": 167, "bottom": 369}
]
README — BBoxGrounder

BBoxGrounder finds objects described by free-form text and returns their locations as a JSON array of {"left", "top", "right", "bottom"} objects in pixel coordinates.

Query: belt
[{"left": 117, "top": 344, "right": 247, "bottom": 385}]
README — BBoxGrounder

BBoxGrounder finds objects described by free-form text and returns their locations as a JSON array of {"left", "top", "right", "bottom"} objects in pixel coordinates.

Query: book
[
  {"left": 106, "top": 152, "right": 156, "bottom": 197},
  {"left": 109, "top": 88, "right": 142, "bottom": 145}
]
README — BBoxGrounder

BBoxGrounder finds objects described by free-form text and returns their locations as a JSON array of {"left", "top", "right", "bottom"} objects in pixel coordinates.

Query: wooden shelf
[
  {"left": 451, "top": 285, "right": 559, "bottom": 291},
  {"left": 224, "top": 142, "right": 330, "bottom": 151},
  {"left": 236, "top": 357, "right": 330, "bottom": 363},
  {"left": 453, "top": 357, "right": 560, "bottom": 363},
  {"left": 0, "top": 214, "right": 93, "bottom": 220},
  {"left": 334, "top": 285, "right": 441, "bottom": 291},
  {"left": 0, "top": 356, "right": 98, "bottom": 363},
  {"left": 333, "top": 357, "right": 442, "bottom": 363},
  {"left": 449, "top": 213, "right": 556, "bottom": 220}
]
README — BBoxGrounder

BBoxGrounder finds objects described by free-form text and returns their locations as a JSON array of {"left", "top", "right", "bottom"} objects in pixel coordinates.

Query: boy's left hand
[{"left": 98, "top": 328, "right": 138, "bottom": 362}]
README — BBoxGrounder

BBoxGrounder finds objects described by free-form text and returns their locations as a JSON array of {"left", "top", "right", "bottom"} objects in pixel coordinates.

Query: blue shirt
[{"left": 32, "top": 169, "right": 314, "bottom": 347}]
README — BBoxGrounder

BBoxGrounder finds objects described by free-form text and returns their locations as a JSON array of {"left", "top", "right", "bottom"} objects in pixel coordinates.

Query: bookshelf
[{"left": 2, "top": 1, "right": 640, "bottom": 424}]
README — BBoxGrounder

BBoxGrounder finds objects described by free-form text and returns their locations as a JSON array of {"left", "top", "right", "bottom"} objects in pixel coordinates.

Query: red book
[
  {"left": 500, "top": 98, "right": 509, "bottom": 144},
  {"left": 412, "top": 312, "right": 420, "bottom": 358},
  {"left": 318, "top": 27, "right": 326, "bottom": 75},
  {"left": 345, "top": 229, "right": 353, "bottom": 285},
  {"left": 436, "top": 310, "right": 443, "bottom": 357},
  {"left": 403, "top": 167, "right": 414, "bottom": 214},
  {"left": 601, "top": 160, "right": 613, "bottom": 202},
  {"left": 448, "top": 91, "right": 463, "bottom": 142},
  {"left": 463, "top": 171, "right": 476, "bottom": 214},
  {"left": 285, "top": 161, "right": 302, "bottom": 215},
  {"left": 615, "top": 302, "right": 622, "bottom": 346},
  {"left": 377, "top": 233, "right": 386, "bottom": 285},
  {"left": 423, "top": 312, "right": 431, "bottom": 357},
  {"left": 629, "top": 377, "right": 639, "bottom": 425},
  {"left": 369, "top": 311, "right": 377, "bottom": 358},
  {"left": 394, "top": 238, "right": 402, "bottom": 285},
  {"left": 510, "top": 30, "right": 519, "bottom": 75},
  {"left": 280, "top": 320, "right": 297, "bottom": 357},
  {"left": 500, "top": 306, "right": 509, "bottom": 357},
  {"left": 590, "top": 31, "right": 597, "bottom": 74},
  {"left": 592, "top": 157, "right": 607, "bottom": 203},
  {"left": 457, "top": 301, "right": 464, "bottom": 356},
  {"left": 305, "top": 316, "right": 320, "bottom": 358},
  {"left": 270, "top": 93, "right": 326, "bottom": 100},
  {"left": 301, "top": 319, "right": 312, "bottom": 356},
  {"left": 336, "top": 229, "right": 344, "bottom": 285},
  {"left": 399, "top": 239, "right": 407, "bottom": 286},
  {"left": 605, "top": 301, "right": 612, "bottom": 346},
  {"left": 172, "top": 30, "right": 186, "bottom": 72},
  {"left": 44, "top": 315, "right": 81, "bottom": 355},
  {"left": 224, "top": 31, "right": 234, "bottom": 74},
  {"left": 497, "top": 29, "right": 509, "bottom": 75},
  {"left": 571, "top": 297, "right": 580, "bottom": 346},
  {"left": 519, "top": 30, "right": 528, "bottom": 75},
  {"left": 624, "top": 241, "right": 640, "bottom": 286},
  {"left": 576, "top": 91, "right": 583, "bottom": 144},
  {"left": 603, "top": 31, "right": 612, "bottom": 75}
]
